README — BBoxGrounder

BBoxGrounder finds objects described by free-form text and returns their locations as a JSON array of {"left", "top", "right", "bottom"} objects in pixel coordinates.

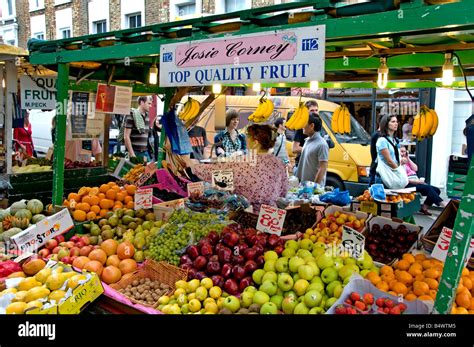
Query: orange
[
  {"left": 117, "top": 242, "right": 135, "bottom": 260},
  {"left": 113, "top": 201, "right": 123, "bottom": 209},
  {"left": 456, "top": 292, "right": 471, "bottom": 309},
  {"left": 99, "top": 209, "right": 109, "bottom": 218},
  {"left": 396, "top": 271, "right": 413, "bottom": 285},
  {"left": 422, "top": 260, "right": 434, "bottom": 270},
  {"left": 82, "top": 196, "right": 92, "bottom": 205},
  {"left": 100, "top": 199, "right": 113, "bottom": 209},
  {"left": 112, "top": 185, "right": 121, "bottom": 193},
  {"left": 126, "top": 185, "right": 137, "bottom": 195},
  {"left": 119, "top": 259, "right": 137, "bottom": 274},
  {"left": 98, "top": 193, "right": 106, "bottom": 200},
  {"left": 90, "top": 205, "right": 101, "bottom": 215},
  {"left": 402, "top": 253, "right": 416, "bottom": 264},
  {"left": 89, "top": 249, "right": 107, "bottom": 265},
  {"left": 369, "top": 275, "right": 382, "bottom": 286},
  {"left": 462, "top": 276, "right": 473, "bottom": 290},
  {"left": 78, "top": 187, "right": 90, "bottom": 196},
  {"left": 84, "top": 260, "right": 103, "bottom": 276},
  {"left": 462, "top": 268, "right": 470, "bottom": 277},
  {"left": 88, "top": 187, "right": 99, "bottom": 196},
  {"left": 73, "top": 210, "right": 87, "bottom": 222},
  {"left": 63, "top": 200, "right": 70, "bottom": 208},
  {"left": 99, "top": 184, "right": 110, "bottom": 193},
  {"left": 455, "top": 307, "right": 469, "bottom": 314},
  {"left": 126, "top": 201, "right": 134, "bottom": 209},
  {"left": 469, "top": 298, "right": 474, "bottom": 310},
  {"left": 89, "top": 196, "right": 100, "bottom": 206},
  {"left": 457, "top": 284, "right": 469, "bottom": 295},
  {"left": 116, "top": 192, "right": 126, "bottom": 202},
  {"left": 418, "top": 295, "right": 433, "bottom": 301},
  {"left": 106, "top": 255, "right": 121, "bottom": 267},
  {"left": 429, "top": 289, "right": 438, "bottom": 300},
  {"left": 396, "top": 259, "right": 410, "bottom": 271},
  {"left": 124, "top": 196, "right": 133, "bottom": 204},
  {"left": 392, "top": 282, "right": 408, "bottom": 296},
  {"left": 77, "top": 202, "right": 91, "bottom": 213},
  {"left": 106, "top": 189, "right": 117, "bottom": 200},
  {"left": 101, "top": 265, "right": 122, "bottom": 284},
  {"left": 86, "top": 211, "right": 97, "bottom": 221},
  {"left": 381, "top": 273, "right": 395, "bottom": 283},
  {"left": 424, "top": 278, "right": 439, "bottom": 290},
  {"left": 414, "top": 254, "right": 426, "bottom": 262},
  {"left": 389, "top": 279, "right": 399, "bottom": 290},
  {"left": 376, "top": 281, "right": 389, "bottom": 292},
  {"left": 424, "top": 268, "right": 440, "bottom": 279},
  {"left": 413, "top": 281, "right": 430, "bottom": 296},
  {"left": 415, "top": 274, "right": 425, "bottom": 282},
  {"left": 101, "top": 239, "right": 118, "bottom": 256},
  {"left": 408, "top": 263, "right": 423, "bottom": 277},
  {"left": 388, "top": 291, "right": 398, "bottom": 297},
  {"left": 405, "top": 293, "right": 417, "bottom": 301},
  {"left": 68, "top": 193, "right": 81, "bottom": 202},
  {"left": 380, "top": 265, "right": 394, "bottom": 275}
]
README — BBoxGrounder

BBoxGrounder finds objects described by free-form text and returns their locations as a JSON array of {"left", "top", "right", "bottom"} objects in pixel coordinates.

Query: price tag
[
  {"left": 360, "top": 201, "right": 378, "bottom": 215},
  {"left": 342, "top": 226, "right": 365, "bottom": 260},
  {"left": 256, "top": 204, "right": 287, "bottom": 236},
  {"left": 187, "top": 181, "right": 204, "bottom": 197},
  {"left": 134, "top": 188, "right": 153, "bottom": 210},
  {"left": 135, "top": 162, "right": 157, "bottom": 187},
  {"left": 431, "top": 227, "right": 474, "bottom": 265},
  {"left": 397, "top": 201, "right": 404, "bottom": 209},
  {"left": 212, "top": 170, "right": 234, "bottom": 191}
]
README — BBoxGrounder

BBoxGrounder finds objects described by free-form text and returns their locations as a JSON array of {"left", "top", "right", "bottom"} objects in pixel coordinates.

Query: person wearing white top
[{"left": 273, "top": 118, "right": 289, "bottom": 166}]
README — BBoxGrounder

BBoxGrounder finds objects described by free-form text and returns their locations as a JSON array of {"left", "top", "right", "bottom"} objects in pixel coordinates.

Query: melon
[
  {"left": 31, "top": 214, "right": 46, "bottom": 224},
  {"left": 27, "top": 199, "right": 44, "bottom": 215},
  {"left": 0, "top": 209, "right": 10, "bottom": 222},
  {"left": 10, "top": 201, "right": 27, "bottom": 215},
  {"left": 15, "top": 209, "right": 33, "bottom": 221},
  {"left": 12, "top": 217, "right": 30, "bottom": 229},
  {"left": 0, "top": 227, "right": 23, "bottom": 241}
]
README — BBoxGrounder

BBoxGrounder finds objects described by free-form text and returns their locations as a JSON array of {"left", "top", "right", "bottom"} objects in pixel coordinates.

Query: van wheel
[{"left": 326, "top": 175, "right": 345, "bottom": 190}]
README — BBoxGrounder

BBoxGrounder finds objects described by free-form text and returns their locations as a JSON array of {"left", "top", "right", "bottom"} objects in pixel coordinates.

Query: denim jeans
[{"left": 135, "top": 151, "right": 151, "bottom": 162}]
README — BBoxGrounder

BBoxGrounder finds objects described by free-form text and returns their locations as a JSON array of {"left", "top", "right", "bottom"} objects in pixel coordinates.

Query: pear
[{"left": 35, "top": 268, "right": 52, "bottom": 284}]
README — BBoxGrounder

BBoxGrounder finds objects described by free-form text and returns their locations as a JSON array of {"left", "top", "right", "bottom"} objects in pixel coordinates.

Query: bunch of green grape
[{"left": 148, "top": 210, "right": 227, "bottom": 265}]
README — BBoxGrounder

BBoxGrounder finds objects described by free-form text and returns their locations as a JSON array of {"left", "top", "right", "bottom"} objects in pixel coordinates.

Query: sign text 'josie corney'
[{"left": 160, "top": 25, "right": 325, "bottom": 87}]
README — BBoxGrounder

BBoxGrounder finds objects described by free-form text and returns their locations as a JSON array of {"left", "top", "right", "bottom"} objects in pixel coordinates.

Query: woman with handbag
[{"left": 375, "top": 115, "right": 409, "bottom": 189}]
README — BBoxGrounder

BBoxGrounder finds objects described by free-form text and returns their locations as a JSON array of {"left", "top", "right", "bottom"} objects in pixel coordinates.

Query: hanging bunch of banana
[
  {"left": 412, "top": 105, "right": 439, "bottom": 141},
  {"left": 331, "top": 104, "right": 351, "bottom": 134},
  {"left": 178, "top": 97, "right": 201, "bottom": 122},
  {"left": 248, "top": 96, "right": 274, "bottom": 123},
  {"left": 286, "top": 102, "right": 310, "bottom": 130}
]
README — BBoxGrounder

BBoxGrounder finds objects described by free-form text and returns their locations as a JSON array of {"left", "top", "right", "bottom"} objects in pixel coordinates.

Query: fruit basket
[{"left": 110, "top": 260, "right": 187, "bottom": 308}]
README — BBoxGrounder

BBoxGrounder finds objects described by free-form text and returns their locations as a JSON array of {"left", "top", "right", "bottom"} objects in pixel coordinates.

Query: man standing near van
[
  {"left": 292, "top": 100, "right": 319, "bottom": 164},
  {"left": 297, "top": 114, "right": 329, "bottom": 185},
  {"left": 124, "top": 96, "right": 152, "bottom": 160}
]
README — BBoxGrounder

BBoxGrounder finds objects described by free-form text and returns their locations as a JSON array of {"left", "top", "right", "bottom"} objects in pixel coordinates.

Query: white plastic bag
[{"left": 376, "top": 160, "right": 408, "bottom": 189}]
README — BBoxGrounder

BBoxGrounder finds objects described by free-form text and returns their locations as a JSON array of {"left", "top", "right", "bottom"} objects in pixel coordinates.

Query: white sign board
[
  {"left": 342, "top": 226, "right": 365, "bottom": 260},
  {"left": 10, "top": 209, "right": 74, "bottom": 253},
  {"left": 256, "top": 204, "right": 287, "bottom": 236},
  {"left": 160, "top": 25, "right": 325, "bottom": 86},
  {"left": 212, "top": 170, "right": 234, "bottom": 191},
  {"left": 187, "top": 181, "right": 205, "bottom": 197},
  {"left": 135, "top": 162, "right": 158, "bottom": 187},
  {"left": 431, "top": 227, "right": 474, "bottom": 265},
  {"left": 134, "top": 188, "right": 153, "bottom": 210},
  {"left": 20, "top": 76, "right": 57, "bottom": 109}
]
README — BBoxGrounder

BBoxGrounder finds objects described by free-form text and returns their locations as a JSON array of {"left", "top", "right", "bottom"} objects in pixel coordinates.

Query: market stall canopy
[
  {"left": 0, "top": 43, "right": 28, "bottom": 61},
  {"left": 27, "top": 0, "right": 474, "bottom": 89}
]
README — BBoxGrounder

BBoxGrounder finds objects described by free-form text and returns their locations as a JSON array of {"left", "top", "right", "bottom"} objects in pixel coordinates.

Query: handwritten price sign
[
  {"left": 134, "top": 188, "right": 153, "bottom": 210},
  {"left": 342, "top": 226, "right": 365, "bottom": 260},
  {"left": 187, "top": 181, "right": 204, "bottom": 197},
  {"left": 256, "top": 205, "right": 287, "bottom": 236},
  {"left": 432, "top": 227, "right": 474, "bottom": 265},
  {"left": 212, "top": 170, "right": 234, "bottom": 191},
  {"left": 135, "top": 162, "right": 157, "bottom": 187}
]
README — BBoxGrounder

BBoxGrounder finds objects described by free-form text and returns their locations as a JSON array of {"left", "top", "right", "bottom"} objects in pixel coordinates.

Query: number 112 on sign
[{"left": 256, "top": 205, "right": 287, "bottom": 236}]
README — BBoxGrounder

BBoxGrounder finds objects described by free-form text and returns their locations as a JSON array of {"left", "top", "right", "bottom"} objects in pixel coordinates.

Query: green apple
[
  {"left": 360, "top": 269, "right": 371, "bottom": 278},
  {"left": 333, "top": 257, "right": 344, "bottom": 271},
  {"left": 307, "top": 282, "right": 324, "bottom": 294},
  {"left": 370, "top": 266, "right": 380, "bottom": 275},
  {"left": 244, "top": 286, "right": 258, "bottom": 294},
  {"left": 309, "top": 307, "right": 325, "bottom": 314},
  {"left": 262, "top": 271, "right": 277, "bottom": 283},
  {"left": 289, "top": 256, "right": 305, "bottom": 273},
  {"left": 312, "top": 247, "right": 326, "bottom": 259},
  {"left": 296, "top": 249, "right": 312, "bottom": 259},
  {"left": 276, "top": 288, "right": 284, "bottom": 297},
  {"left": 252, "top": 269, "right": 265, "bottom": 285},
  {"left": 177, "top": 293, "right": 188, "bottom": 306},
  {"left": 343, "top": 257, "right": 357, "bottom": 266},
  {"left": 357, "top": 254, "right": 374, "bottom": 270},
  {"left": 200, "top": 277, "right": 213, "bottom": 290},
  {"left": 282, "top": 296, "right": 297, "bottom": 314},
  {"left": 338, "top": 264, "right": 358, "bottom": 281},
  {"left": 311, "top": 276, "right": 324, "bottom": 286},
  {"left": 325, "top": 297, "right": 338, "bottom": 310},
  {"left": 313, "top": 241, "right": 326, "bottom": 249},
  {"left": 277, "top": 273, "right": 294, "bottom": 292},
  {"left": 260, "top": 302, "right": 278, "bottom": 314},
  {"left": 253, "top": 291, "right": 270, "bottom": 306},
  {"left": 282, "top": 248, "right": 296, "bottom": 258},
  {"left": 187, "top": 279, "right": 200, "bottom": 293},
  {"left": 223, "top": 295, "right": 240, "bottom": 313},
  {"left": 241, "top": 292, "right": 254, "bottom": 308},
  {"left": 264, "top": 250, "right": 279, "bottom": 262},
  {"left": 285, "top": 240, "right": 299, "bottom": 251},
  {"left": 325, "top": 280, "right": 342, "bottom": 297},
  {"left": 294, "top": 302, "right": 310, "bottom": 314},
  {"left": 306, "top": 261, "right": 320, "bottom": 277},
  {"left": 317, "top": 254, "right": 335, "bottom": 270},
  {"left": 264, "top": 259, "right": 276, "bottom": 272},
  {"left": 299, "top": 238, "right": 314, "bottom": 250},
  {"left": 275, "top": 257, "right": 289, "bottom": 273},
  {"left": 270, "top": 295, "right": 284, "bottom": 310},
  {"left": 284, "top": 290, "right": 297, "bottom": 298},
  {"left": 304, "top": 290, "right": 323, "bottom": 308},
  {"left": 181, "top": 303, "right": 190, "bottom": 314},
  {"left": 293, "top": 279, "right": 309, "bottom": 296},
  {"left": 195, "top": 286, "right": 208, "bottom": 301},
  {"left": 321, "top": 267, "right": 338, "bottom": 284},
  {"left": 292, "top": 274, "right": 300, "bottom": 283},
  {"left": 333, "top": 284, "right": 343, "bottom": 298},
  {"left": 343, "top": 276, "right": 352, "bottom": 285},
  {"left": 303, "top": 255, "right": 315, "bottom": 263},
  {"left": 298, "top": 264, "right": 314, "bottom": 281},
  {"left": 260, "top": 280, "right": 278, "bottom": 296}
]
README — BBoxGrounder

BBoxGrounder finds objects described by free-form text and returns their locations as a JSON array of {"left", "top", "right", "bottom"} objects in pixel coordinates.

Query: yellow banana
[
  {"left": 248, "top": 98, "right": 268, "bottom": 123},
  {"left": 429, "top": 108, "right": 439, "bottom": 136},
  {"left": 292, "top": 104, "right": 310, "bottom": 130},
  {"left": 422, "top": 106, "right": 433, "bottom": 138},
  {"left": 412, "top": 114, "right": 420, "bottom": 139},
  {"left": 337, "top": 105, "right": 346, "bottom": 134},
  {"left": 187, "top": 99, "right": 201, "bottom": 121},
  {"left": 263, "top": 99, "right": 274, "bottom": 120},
  {"left": 179, "top": 99, "right": 193, "bottom": 120},
  {"left": 344, "top": 107, "right": 351, "bottom": 134},
  {"left": 331, "top": 106, "right": 341, "bottom": 134},
  {"left": 286, "top": 105, "right": 301, "bottom": 130},
  {"left": 419, "top": 108, "right": 427, "bottom": 141}
]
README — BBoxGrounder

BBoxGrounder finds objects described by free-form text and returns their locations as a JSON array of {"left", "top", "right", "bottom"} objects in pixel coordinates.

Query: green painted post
[
  {"left": 52, "top": 63, "right": 70, "bottom": 206},
  {"left": 157, "top": 89, "right": 175, "bottom": 169},
  {"left": 434, "top": 158, "right": 474, "bottom": 314}
]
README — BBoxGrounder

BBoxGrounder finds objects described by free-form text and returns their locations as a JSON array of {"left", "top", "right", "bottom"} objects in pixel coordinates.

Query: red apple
[
  {"left": 180, "top": 254, "right": 193, "bottom": 265},
  {"left": 75, "top": 241, "right": 85, "bottom": 249},
  {"left": 187, "top": 245, "right": 200, "bottom": 260},
  {"left": 38, "top": 248, "right": 50, "bottom": 258},
  {"left": 69, "top": 247, "right": 80, "bottom": 257},
  {"left": 52, "top": 246, "right": 61, "bottom": 254},
  {"left": 243, "top": 248, "right": 257, "bottom": 261},
  {"left": 195, "top": 271, "right": 206, "bottom": 280},
  {"left": 193, "top": 256, "right": 207, "bottom": 270},
  {"left": 80, "top": 236, "right": 90, "bottom": 246},
  {"left": 57, "top": 248, "right": 70, "bottom": 260},
  {"left": 206, "top": 261, "right": 221, "bottom": 274},
  {"left": 59, "top": 242, "right": 67, "bottom": 248},
  {"left": 69, "top": 235, "right": 81, "bottom": 243},
  {"left": 65, "top": 241, "right": 75, "bottom": 249},
  {"left": 211, "top": 275, "right": 224, "bottom": 288},
  {"left": 239, "top": 276, "right": 253, "bottom": 292},
  {"left": 54, "top": 235, "right": 65, "bottom": 243},
  {"left": 224, "top": 279, "right": 239, "bottom": 295},
  {"left": 221, "top": 263, "right": 233, "bottom": 279},
  {"left": 79, "top": 245, "right": 93, "bottom": 257},
  {"left": 232, "top": 265, "right": 246, "bottom": 280},
  {"left": 61, "top": 256, "right": 72, "bottom": 264},
  {"left": 200, "top": 243, "right": 214, "bottom": 258},
  {"left": 244, "top": 260, "right": 258, "bottom": 274},
  {"left": 45, "top": 239, "right": 58, "bottom": 251},
  {"left": 218, "top": 247, "right": 232, "bottom": 263},
  {"left": 187, "top": 268, "right": 197, "bottom": 280}
]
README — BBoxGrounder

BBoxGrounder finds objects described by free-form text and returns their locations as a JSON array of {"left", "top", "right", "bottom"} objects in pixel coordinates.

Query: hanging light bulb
[
  {"left": 377, "top": 57, "right": 389, "bottom": 89},
  {"left": 148, "top": 64, "right": 158, "bottom": 85},
  {"left": 309, "top": 81, "right": 319, "bottom": 91},
  {"left": 252, "top": 82, "right": 261, "bottom": 92},
  {"left": 442, "top": 53, "right": 454, "bottom": 87},
  {"left": 212, "top": 84, "right": 222, "bottom": 94},
  {"left": 1, "top": 78, "right": 5, "bottom": 89}
]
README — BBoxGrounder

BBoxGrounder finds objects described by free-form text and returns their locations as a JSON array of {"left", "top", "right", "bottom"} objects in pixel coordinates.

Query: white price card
[
  {"left": 134, "top": 188, "right": 153, "bottom": 210},
  {"left": 187, "top": 181, "right": 204, "bottom": 197},
  {"left": 256, "top": 204, "right": 287, "bottom": 236},
  {"left": 212, "top": 170, "right": 234, "bottom": 191},
  {"left": 431, "top": 227, "right": 474, "bottom": 265},
  {"left": 135, "top": 162, "right": 157, "bottom": 187},
  {"left": 342, "top": 226, "right": 365, "bottom": 260}
]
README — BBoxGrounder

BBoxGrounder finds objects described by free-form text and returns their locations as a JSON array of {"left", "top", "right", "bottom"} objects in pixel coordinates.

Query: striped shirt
[{"left": 124, "top": 112, "right": 149, "bottom": 153}]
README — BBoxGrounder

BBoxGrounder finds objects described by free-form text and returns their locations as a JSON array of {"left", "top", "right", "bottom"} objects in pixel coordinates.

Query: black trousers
[{"left": 407, "top": 183, "right": 442, "bottom": 207}]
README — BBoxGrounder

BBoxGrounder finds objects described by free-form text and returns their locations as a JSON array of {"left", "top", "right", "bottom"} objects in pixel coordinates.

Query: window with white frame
[
  {"left": 93, "top": 20, "right": 107, "bottom": 34},
  {"left": 177, "top": 2, "right": 196, "bottom": 17},
  {"left": 54, "top": 0, "right": 71, "bottom": 5},
  {"left": 6, "top": 0, "right": 13, "bottom": 16},
  {"left": 225, "top": 0, "right": 245, "bottom": 12},
  {"left": 34, "top": 32, "right": 45, "bottom": 40},
  {"left": 126, "top": 13, "right": 142, "bottom": 28},
  {"left": 7, "top": 40, "right": 15, "bottom": 46},
  {"left": 60, "top": 27, "right": 71, "bottom": 38},
  {"left": 30, "top": 0, "right": 45, "bottom": 11}
]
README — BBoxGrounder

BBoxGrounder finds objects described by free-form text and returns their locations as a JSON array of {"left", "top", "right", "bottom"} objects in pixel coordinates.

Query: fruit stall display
[{"left": 0, "top": 199, "right": 47, "bottom": 242}]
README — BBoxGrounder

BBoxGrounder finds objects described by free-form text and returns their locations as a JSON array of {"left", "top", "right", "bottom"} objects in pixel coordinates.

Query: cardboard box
[
  {"left": 315, "top": 205, "right": 370, "bottom": 234},
  {"left": 153, "top": 198, "right": 187, "bottom": 221},
  {"left": 351, "top": 193, "right": 421, "bottom": 219}
]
